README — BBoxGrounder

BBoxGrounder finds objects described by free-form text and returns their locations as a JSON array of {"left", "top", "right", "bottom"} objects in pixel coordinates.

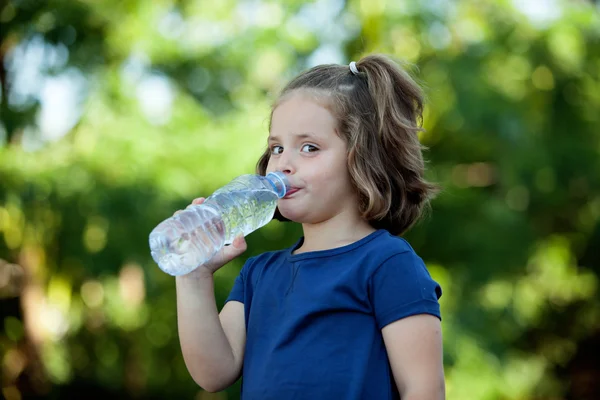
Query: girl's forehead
[
  {"left": 271, "top": 96, "right": 336, "bottom": 131},
  {"left": 277, "top": 88, "right": 334, "bottom": 109}
]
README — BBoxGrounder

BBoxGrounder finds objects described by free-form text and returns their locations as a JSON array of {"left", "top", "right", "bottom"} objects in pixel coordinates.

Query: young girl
[{"left": 175, "top": 54, "right": 445, "bottom": 399}]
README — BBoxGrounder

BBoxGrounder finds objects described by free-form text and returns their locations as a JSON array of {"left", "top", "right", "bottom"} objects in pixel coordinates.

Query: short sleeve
[
  {"left": 369, "top": 251, "right": 442, "bottom": 329},
  {"left": 225, "top": 261, "right": 248, "bottom": 304}
]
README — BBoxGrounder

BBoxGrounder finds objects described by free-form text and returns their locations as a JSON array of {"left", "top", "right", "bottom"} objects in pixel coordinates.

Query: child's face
[{"left": 266, "top": 92, "right": 359, "bottom": 225}]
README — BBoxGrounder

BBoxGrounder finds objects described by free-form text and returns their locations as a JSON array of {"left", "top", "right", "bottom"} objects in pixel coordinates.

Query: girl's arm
[
  {"left": 382, "top": 314, "right": 445, "bottom": 399},
  {"left": 175, "top": 197, "right": 247, "bottom": 392},
  {"left": 176, "top": 270, "right": 246, "bottom": 392}
]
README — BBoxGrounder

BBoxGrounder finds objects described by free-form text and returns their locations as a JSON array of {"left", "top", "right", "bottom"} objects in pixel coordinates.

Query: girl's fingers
[
  {"left": 232, "top": 235, "right": 246, "bottom": 248},
  {"left": 173, "top": 197, "right": 205, "bottom": 216},
  {"left": 184, "top": 197, "right": 205, "bottom": 211},
  {"left": 222, "top": 236, "right": 247, "bottom": 259}
]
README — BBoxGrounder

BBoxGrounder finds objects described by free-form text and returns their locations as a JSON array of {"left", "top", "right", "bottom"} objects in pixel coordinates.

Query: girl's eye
[
  {"left": 271, "top": 145, "right": 283, "bottom": 155},
  {"left": 301, "top": 144, "right": 318, "bottom": 153}
]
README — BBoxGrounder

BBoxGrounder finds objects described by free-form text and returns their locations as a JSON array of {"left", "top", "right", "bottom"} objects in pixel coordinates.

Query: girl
[{"left": 176, "top": 54, "right": 445, "bottom": 399}]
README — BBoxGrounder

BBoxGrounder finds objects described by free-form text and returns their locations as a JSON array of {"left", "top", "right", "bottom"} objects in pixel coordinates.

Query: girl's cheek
[{"left": 265, "top": 159, "right": 275, "bottom": 173}]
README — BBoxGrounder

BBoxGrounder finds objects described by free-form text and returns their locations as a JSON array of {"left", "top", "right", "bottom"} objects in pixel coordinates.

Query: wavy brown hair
[{"left": 257, "top": 54, "right": 440, "bottom": 236}]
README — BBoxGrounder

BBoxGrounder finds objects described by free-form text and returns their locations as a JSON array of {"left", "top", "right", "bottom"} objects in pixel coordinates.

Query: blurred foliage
[{"left": 1, "top": 0, "right": 600, "bottom": 399}]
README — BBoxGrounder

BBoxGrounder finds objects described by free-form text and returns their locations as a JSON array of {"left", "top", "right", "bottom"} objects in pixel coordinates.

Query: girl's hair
[{"left": 257, "top": 54, "right": 440, "bottom": 236}]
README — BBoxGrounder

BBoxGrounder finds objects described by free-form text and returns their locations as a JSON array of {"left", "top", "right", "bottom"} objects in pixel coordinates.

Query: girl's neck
[{"left": 295, "top": 213, "right": 377, "bottom": 255}]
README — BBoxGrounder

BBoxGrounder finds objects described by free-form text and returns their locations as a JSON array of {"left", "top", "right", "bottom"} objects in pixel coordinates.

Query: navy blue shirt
[{"left": 226, "top": 229, "right": 442, "bottom": 399}]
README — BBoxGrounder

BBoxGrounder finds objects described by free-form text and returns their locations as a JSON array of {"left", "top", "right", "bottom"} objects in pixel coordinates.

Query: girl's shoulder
[
  {"left": 238, "top": 242, "right": 295, "bottom": 276},
  {"left": 247, "top": 247, "right": 288, "bottom": 267},
  {"left": 359, "top": 229, "right": 419, "bottom": 263},
  {"left": 370, "top": 229, "right": 416, "bottom": 252}
]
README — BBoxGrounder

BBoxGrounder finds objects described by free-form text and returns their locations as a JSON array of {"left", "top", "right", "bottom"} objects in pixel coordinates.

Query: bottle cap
[{"left": 266, "top": 171, "right": 290, "bottom": 198}]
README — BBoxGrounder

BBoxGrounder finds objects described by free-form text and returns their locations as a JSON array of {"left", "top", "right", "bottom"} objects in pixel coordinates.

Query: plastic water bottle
[{"left": 149, "top": 171, "right": 290, "bottom": 276}]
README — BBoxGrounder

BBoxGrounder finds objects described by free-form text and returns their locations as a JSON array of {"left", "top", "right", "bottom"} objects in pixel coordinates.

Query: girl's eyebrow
[{"left": 268, "top": 132, "right": 318, "bottom": 142}]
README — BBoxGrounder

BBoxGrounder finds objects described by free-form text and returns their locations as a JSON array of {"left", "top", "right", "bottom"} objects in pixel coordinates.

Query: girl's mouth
[{"left": 284, "top": 188, "right": 300, "bottom": 198}]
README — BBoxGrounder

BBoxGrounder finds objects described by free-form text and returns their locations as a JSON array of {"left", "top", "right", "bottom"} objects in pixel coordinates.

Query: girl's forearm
[{"left": 176, "top": 271, "right": 238, "bottom": 392}]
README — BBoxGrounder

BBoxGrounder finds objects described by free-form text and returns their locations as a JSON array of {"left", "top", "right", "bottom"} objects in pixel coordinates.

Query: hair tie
[{"left": 349, "top": 61, "right": 359, "bottom": 75}]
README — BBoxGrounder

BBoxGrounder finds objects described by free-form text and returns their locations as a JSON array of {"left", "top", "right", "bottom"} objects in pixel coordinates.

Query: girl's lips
[{"left": 284, "top": 188, "right": 300, "bottom": 198}]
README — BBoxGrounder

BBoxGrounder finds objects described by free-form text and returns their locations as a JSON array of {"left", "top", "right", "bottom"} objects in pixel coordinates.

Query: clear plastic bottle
[{"left": 149, "top": 171, "right": 290, "bottom": 276}]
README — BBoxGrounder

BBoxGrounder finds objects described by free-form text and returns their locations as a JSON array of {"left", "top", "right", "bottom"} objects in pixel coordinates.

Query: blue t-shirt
[{"left": 226, "top": 229, "right": 442, "bottom": 400}]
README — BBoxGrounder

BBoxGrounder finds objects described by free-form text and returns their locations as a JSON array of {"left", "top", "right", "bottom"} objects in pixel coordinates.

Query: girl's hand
[{"left": 174, "top": 197, "right": 247, "bottom": 278}]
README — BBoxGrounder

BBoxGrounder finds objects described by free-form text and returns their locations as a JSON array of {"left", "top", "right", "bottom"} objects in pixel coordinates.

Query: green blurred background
[{"left": 1, "top": 0, "right": 599, "bottom": 399}]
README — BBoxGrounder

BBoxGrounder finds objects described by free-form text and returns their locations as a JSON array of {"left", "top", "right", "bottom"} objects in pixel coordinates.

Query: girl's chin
[
  {"left": 278, "top": 208, "right": 305, "bottom": 223},
  {"left": 279, "top": 211, "right": 323, "bottom": 226}
]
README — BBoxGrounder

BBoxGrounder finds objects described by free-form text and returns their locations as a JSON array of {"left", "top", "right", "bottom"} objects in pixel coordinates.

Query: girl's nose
[{"left": 277, "top": 153, "right": 295, "bottom": 175}]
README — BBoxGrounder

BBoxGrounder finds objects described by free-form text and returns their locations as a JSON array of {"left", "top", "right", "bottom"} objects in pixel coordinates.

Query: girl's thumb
[
  {"left": 228, "top": 235, "right": 247, "bottom": 255},
  {"left": 235, "top": 235, "right": 247, "bottom": 248}
]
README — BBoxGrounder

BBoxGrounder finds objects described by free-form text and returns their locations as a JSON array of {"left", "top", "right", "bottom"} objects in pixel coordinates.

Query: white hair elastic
[{"left": 349, "top": 61, "right": 359, "bottom": 75}]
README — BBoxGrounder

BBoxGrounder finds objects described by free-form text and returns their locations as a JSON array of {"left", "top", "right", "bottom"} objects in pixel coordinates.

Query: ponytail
[{"left": 354, "top": 55, "right": 439, "bottom": 233}]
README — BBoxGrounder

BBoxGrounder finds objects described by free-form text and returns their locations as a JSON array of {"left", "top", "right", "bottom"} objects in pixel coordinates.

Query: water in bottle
[{"left": 149, "top": 171, "right": 290, "bottom": 276}]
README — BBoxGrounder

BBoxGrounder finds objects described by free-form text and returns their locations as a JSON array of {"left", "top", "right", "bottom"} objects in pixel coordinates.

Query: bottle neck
[{"left": 266, "top": 171, "right": 290, "bottom": 198}]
